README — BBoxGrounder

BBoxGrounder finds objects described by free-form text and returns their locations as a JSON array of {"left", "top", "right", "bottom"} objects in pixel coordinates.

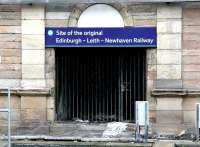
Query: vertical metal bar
[
  {"left": 118, "top": 56, "right": 121, "bottom": 121},
  {"left": 125, "top": 58, "right": 128, "bottom": 121},
  {"left": 109, "top": 56, "right": 111, "bottom": 121},
  {"left": 121, "top": 57, "right": 123, "bottom": 121},
  {"left": 130, "top": 57, "right": 132, "bottom": 121},
  {"left": 95, "top": 56, "right": 99, "bottom": 121},
  {"left": 77, "top": 57, "right": 79, "bottom": 119},
  {"left": 8, "top": 88, "right": 11, "bottom": 147}
]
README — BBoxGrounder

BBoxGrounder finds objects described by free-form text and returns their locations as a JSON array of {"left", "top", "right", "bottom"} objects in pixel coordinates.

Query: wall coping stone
[
  {"left": 152, "top": 89, "right": 200, "bottom": 97},
  {"left": 0, "top": 88, "right": 51, "bottom": 96}
]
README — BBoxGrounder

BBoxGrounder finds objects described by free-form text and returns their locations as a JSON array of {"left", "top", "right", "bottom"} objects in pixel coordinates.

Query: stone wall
[{"left": 0, "top": 5, "right": 21, "bottom": 88}]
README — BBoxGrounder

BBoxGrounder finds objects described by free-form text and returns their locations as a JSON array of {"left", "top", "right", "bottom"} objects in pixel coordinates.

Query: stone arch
[{"left": 68, "top": 3, "right": 133, "bottom": 27}]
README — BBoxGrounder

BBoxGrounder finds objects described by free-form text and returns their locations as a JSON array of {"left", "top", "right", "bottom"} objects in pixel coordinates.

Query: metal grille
[{"left": 56, "top": 48, "right": 146, "bottom": 122}]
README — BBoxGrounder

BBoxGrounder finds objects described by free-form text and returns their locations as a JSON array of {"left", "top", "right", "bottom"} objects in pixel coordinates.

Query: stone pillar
[
  {"left": 21, "top": 5, "right": 45, "bottom": 88},
  {"left": 156, "top": 6, "right": 182, "bottom": 88},
  {"left": 155, "top": 6, "right": 183, "bottom": 134}
]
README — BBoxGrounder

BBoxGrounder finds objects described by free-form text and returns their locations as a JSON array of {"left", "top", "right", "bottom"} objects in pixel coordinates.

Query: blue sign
[{"left": 45, "top": 27, "right": 157, "bottom": 47}]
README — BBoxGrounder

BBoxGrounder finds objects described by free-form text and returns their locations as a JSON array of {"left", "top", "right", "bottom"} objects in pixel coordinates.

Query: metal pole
[
  {"left": 8, "top": 88, "right": 11, "bottom": 147},
  {"left": 197, "top": 104, "right": 199, "bottom": 142},
  {"left": 144, "top": 102, "right": 148, "bottom": 143}
]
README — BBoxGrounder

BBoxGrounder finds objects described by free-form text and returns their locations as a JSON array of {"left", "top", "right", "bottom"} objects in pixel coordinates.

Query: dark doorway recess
[{"left": 55, "top": 48, "right": 146, "bottom": 122}]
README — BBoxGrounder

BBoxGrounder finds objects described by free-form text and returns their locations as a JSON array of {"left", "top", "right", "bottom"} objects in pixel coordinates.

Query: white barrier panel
[{"left": 136, "top": 101, "right": 149, "bottom": 126}]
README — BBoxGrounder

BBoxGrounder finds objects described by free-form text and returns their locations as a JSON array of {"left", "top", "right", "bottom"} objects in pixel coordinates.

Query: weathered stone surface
[
  {"left": 0, "top": 96, "right": 20, "bottom": 109},
  {"left": 153, "top": 142, "right": 175, "bottom": 147},
  {"left": 183, "top": 80, "right": 200, "bottom": 89},
  {"left": 183, "top": 50, "right": 200, "bottom": 56},
  {"left": 45, "top": 19, "right": 68, "bottom": 27},
  {"left": 22, "top": 50, "right": 45, "bottom": 64},
  {"left": 183, "top": 72, "right": 200, "bottom": 80},
  {"left": 147, "top": 49, "right": 157, "bottom": 65},
  {"left": 148, "top": 64, "right": 156, "bottom": 72},
  {"left": 157, "top": 98, "right": 182, "bottom": 110},
  {"left": 0, "top": 109, "right": 20, "bottom": 121},
  {"left": 21, "top": 79, "right": 46, "bottom": 88},
  {"left": 0, "top": 70, "right": 21, "bottom": 79},
  {"left": 157, "top": 20, "right": 182, "bottom": 33},
  {"left": 46, "top": 79, "right": 55, "bottom": 88},
  {"left": 147, "top": 71, "right": 156, "bottom": 80},
  {"left": 157, "top": 65, "right": 181, "bottom": 79},
  {"left": 183, "top": 33, "right": 200, "bottom": 41},
  {"left": 22, "top": 65, "right": 45, "bottom": 79},
  {"left": 22, "top": 6, "right": 44, "bottom": 20},
  {"left": 0, "top": 79, "right": 20, "bottom": 88},
  {"left": 183, "top": 26, "right": 200, "bottom": 33},
  {"left": 0, "top": 49, "right": 21, "bottom": 57},
  {"left": 0, "top": 5, "right": 20, "bottom": 12},
  {"left": 1, "top": 56, "right": 21, "bottom": 64},
  {"left": 183, "top": 65, "right": 200, "bottom": 71},
  {"left": 46, "top": 12, "right": 70, "bottom": 19},
  {"left": 21, "top": 109, "right": 46, "bottom": 121},
  {"left": 0, "top": 26, "right": 21, "bottom": 33},
  {"left": 0, "top": 34, "right": 21, "bottom": 42},
  {"left": 183, "top": 8, "right": 200, "bottom": 25},
  {"left": 0, "top": 56, "right": 1, "bottom": 64},
  {"left": 0, "top": 42, "right": 21, "bottom": 49},
  {"left": 183, "top": 40, "right": 200, "bottom": 49},
  {"left": 156, "top": 110, "right": 182, "bottom": 124},
  {"left": 157, "top": 50, "right": 181, "bottom": 64},
  {"left": 157, "top": 34, "right": 181, "bottom": 49},
  {"left": 183, "top": 110, "right": 194, "bottom": 124},
  {"left": 155, "top": 79, "right": 183, "bottom": 89},
  {"left": 22, "top": 35, "right": 44, "bottom": 49},
  {"left": 157, "top": 6, "right": 182, "bottom": 19},
  {"left": 134, "top": 19, "right": 156, "bottom": 26},
  {"left": 0, "top": 20, "right": 21, "bottom": 26},
  {"left": 22, "top": 20, "right": 44, "bottom": 35},
  {"left": 47, "top": 108, "right": 55, "bottom": 121},
  {"left": 21, "top": 96, "right": 46, "bottom": 109},
  {"left": 0, "top": 12, "right": 20, "bottom": 19},
  {"left": 183, "top": 55, "right": 200, "bottom": 64},
  {"left": 183, "top": 97, "right": 200, "bottom": 110},
  {"left": 47, "top": 97, "right": 55, "bottom": 109}
]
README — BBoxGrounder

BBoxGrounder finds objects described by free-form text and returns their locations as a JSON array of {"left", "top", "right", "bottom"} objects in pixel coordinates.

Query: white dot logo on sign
[{"left": 48, "top": 30, "right": 54, "bottom": 36}]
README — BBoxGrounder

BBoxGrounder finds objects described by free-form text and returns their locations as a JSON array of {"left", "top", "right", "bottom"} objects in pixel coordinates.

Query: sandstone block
[
  {"left": 0, "top": 34, "right": 21, "bottom": 42},
  {"left": 21, "top": 109, "right": 46, "bottom": 121},
  {"left": 183, "top": 55, "right": 200, "bottom": 64},
  {"left": 22, "top": 6, "right": 44, "bottom": 20},
  {"left": 183, "top": 72, "right": 200, "bottom": 80},
  {"left": 22, "top": 65, "right": 45, "bottom": 79},
  {"left": 0, "top": 12, "right": 20, "bottom": 20},
  {"left": 22, "top": 20, "right": 44, "bottom": 35},
  {"left": 0, "top": 79, "right": 20, "bottom": 88},
  {"left": 0, "top": 20, "right": 21, "bottom": 26},
  {"left": 21, "top": 79, "right": 46, "bottom": 88},
  {"left": 156, "top": 110, "right": 182, "bottom": 124},
  {"left": 157, "top": 65, "right": 181, "bottom": 79},
  {"left": 157, "top": 6, "right": 182, "bottom": 19},
  {"left": 157, "top": 98, "right": 182, "bottom": 110},
  {"left": 157, "top": 50, "right": 181, "bottom": 65},
  {"left": 157, "top": 20, "right": 182, "bottom": 33},
  {"left": 1, "top": 56, "right": 21, "bottom": 64},
  {"left": 21, "top": 96, "right": 46, "bottom": 109},
  {"left": 22, "top": 50, "right": 45, "bottom": 64},
  {"left": 46, "top": 20, "right": 68, "bottom": 27},
  {"left": 0, "top": 5, "right": 20, "bottom": 12},
  {"left": 183, "top": 80, "right": 200, "bottom": 89},
  {"left": 183, "top": 65, "right": 200, "bottom": 72},
  {"left": 0, "top": 26, "right": 21, "bottom": 33},
  {"left": 47, "top": 108, "right": 55, "bottom": 121},
  {"left": 183, "top": 110, "right": 195, "bottom": 124},
  {"left": 157, "top": 34, "right": 181, "bottom": 49},
  {"left": 22, "top": 35, "right": 44, "bottom": 49},
  {"left": 0, "top": 96, "right": 20, "bottom": 109},
  {"left": 182, "top": 98, "right": 200, "bottom": 110},
  {"left": 46, "top": 12, "right": 70, "bottom": 19}
]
